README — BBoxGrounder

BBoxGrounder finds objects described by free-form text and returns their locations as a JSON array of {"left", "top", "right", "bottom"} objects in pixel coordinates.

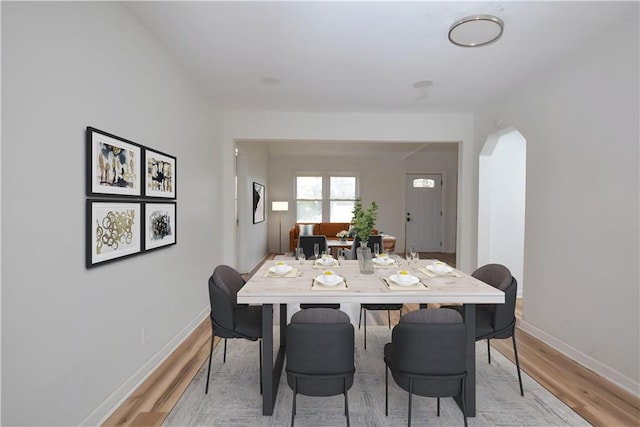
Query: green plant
[{"left": 350, "top": 198, "right": 378, "bottom": 244}]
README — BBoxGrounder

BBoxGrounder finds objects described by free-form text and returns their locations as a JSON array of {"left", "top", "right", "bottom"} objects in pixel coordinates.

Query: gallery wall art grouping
[{"left": 86, "top": 127, "right": 177, "bottom": 268}]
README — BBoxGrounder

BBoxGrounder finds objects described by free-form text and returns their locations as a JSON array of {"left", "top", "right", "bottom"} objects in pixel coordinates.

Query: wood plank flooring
[{"left": 103, "top": 253, "right": 639, "bottom": 426}]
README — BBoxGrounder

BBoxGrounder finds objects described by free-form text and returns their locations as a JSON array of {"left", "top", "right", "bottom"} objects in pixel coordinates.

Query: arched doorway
[{"left": 478, "top": 128, "right": 526, "bottom": 296}]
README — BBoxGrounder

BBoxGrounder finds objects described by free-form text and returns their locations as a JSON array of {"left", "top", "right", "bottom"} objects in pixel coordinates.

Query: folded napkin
[
  {"left": 263, "top": 268, "right": 299, "bottom": 278},
  {"left": 381, "top": 277, "right": 429, "bottom": 291},
  {"left": 417, "top": 267, "right": 463, "bottom": 278},
  {"left": 311, "top": 278, "right": 348, "bottom": 290}
]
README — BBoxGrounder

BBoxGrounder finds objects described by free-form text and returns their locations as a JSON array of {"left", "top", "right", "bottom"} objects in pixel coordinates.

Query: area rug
[{"left": 164, "top": 327, "right": 588, "bottom": 426}]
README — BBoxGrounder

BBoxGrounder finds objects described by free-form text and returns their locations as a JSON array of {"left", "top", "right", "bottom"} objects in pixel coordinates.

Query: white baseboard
[
  {"left": 80, "top": 307, "right": 210, "bottom": 426},
  {"left": 518, "top": 319, "right": 640, "bottom": 398}
]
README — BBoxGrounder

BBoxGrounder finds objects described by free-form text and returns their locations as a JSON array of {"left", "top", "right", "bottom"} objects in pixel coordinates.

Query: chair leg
[
  {"left": 437, "top": 397, "right": 440, "bottom": 416},
  {"left": 204, "top": 333, "right": 214, "bottom": 394},
  {"left": 358, "top": 306, "right": 363, "bottom": 329},
  {"left": 259, "top": 339, "right": 263, "bottom": 395},
  {"left": 487, "top": 338, "right": 491, "bottom": 364},
  {"left": 223, "top": 338, "right": 228, "bottom": 363},
  {"left": 385, "top": 365, "right": 389, "bottom": 416},
  {"left": 387, "top": 310, "right": 391, "bottom": 329},
  {"left": 291, "top": 377, "right": 297, "bottom": 427},
  {"left": 461, "top": 376, "right": 468, "bottom": 427},
  {"left": 364, "top": 309, "right": 368, "bottom": 350},
  {"left": 512, "top": 332, "right": 525, "bottom": 396},
  {"left": 408, "top": 378, "right": 413, "bottom": 427},
  {"left": 344, "top": 378, "right": 350, "bottom": 427}
]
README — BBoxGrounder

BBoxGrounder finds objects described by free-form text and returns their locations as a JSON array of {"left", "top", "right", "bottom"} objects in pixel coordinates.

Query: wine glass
[
  {"left": 298, "top": 252, "right": 306, "bottom": 266},
  {"left": 313, "top": 243, "right": 320, "bottom": 260},
  {"left": 373, "top": 243, "right": 380, "bottom": 258},
  {"left": 409, "top": 247, "right": 417, "bottom": 267},
  {"left": 337, "top": 248, "right": 345, "bottom": 264}
]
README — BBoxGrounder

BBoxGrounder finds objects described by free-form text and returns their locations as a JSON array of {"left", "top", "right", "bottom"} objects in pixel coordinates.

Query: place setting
[
  {"left": 380, "top": 269, "right": 429, "bottom": 291},
  {"left": 313, "top": 252, "right": 340, "bottom": 268},
  {"left": 372, "top": 252, "right": 398, "bottom": 269},
  {"left": 262, "top": 261, "right": 299, "bottom": 278},
  {"left": 311, "top": 269, "right": 348, "bottom": 290},
  {"left": 417, "top": 260, "right": 464, "bottom": 278}
]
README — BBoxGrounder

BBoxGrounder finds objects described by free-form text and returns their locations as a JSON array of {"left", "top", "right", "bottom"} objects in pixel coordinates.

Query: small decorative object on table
[{"left": 336, "top": 230, "right": 349, "bottom": 243}]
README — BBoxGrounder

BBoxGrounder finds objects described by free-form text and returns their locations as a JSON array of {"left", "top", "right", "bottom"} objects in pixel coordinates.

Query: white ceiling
[{"left": 124, "top": 1, "right": 635, "bottom": 113}]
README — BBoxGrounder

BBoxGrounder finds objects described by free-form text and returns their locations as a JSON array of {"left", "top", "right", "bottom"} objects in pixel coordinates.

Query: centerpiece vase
[{"left": 357, "top": 242, "right": 374, "bottom": 274}]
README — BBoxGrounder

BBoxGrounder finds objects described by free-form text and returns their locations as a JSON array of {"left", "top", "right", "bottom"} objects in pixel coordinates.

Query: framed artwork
[
  {"left": 253, "top": 182, "right": 265, "bottom": 224},
  {"left": 144, "top": 202, "right": 177, "bottom": 251},
  {"left": 87, "top": 127, "right": 142, "bottom": 197},
  {"left": 144, "top": 148, "right": 176, "bottom": 199},
  {"left": 87, "top": 200, "right": 142, "bottom": 268}
]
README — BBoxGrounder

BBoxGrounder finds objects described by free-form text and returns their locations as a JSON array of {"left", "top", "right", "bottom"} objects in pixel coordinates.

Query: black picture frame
[
  {"left": 144, "top": 148, "right": 177, "bottom": 199},
  {"left": 86, "top": 127, "right": 142, "bottom": 197},
  {"left": 253, "top": 182, "right": 265, "bottom": 224},
  {"left": 86, "top": 200, "right": 143, "bottom": 268},
  {"left": 143, "top": 202, "right": 177, "bottom": 251}
]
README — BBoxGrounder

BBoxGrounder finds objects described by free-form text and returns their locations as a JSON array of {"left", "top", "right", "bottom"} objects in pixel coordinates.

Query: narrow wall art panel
[
  {"left": 253, "top": 182, "right": 265, "bottom": 224},
  {"left": 144, "top": 202, "right": 177, "bottom": 251},
  {"left": 86, "top": 200, "right": 142, "bottom": 268}
]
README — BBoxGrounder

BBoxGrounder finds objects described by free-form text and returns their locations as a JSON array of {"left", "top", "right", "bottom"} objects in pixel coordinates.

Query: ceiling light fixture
[
  {"left": 448, "top": 14, "right": 504, "bottom": 47},
  {"left": 260, "top": 77, "right": 280, "bottom": 85},
  {"left": 412, "top": 80, "right": 433, "bottom": 89}
]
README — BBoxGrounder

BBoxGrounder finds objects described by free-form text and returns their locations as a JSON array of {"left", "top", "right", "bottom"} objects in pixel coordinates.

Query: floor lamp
[{"left": 272, "top": 201, "right": 289, "bottom": 255}]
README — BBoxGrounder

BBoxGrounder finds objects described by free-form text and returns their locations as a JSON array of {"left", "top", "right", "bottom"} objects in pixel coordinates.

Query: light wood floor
[{"left": 103, "top": 254, "right": 640, "bottom": 426}]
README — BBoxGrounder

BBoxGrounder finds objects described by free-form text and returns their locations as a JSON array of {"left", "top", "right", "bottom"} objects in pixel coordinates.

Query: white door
[{"left": 406, "top": 174, "right": 442, "bottom": 251}]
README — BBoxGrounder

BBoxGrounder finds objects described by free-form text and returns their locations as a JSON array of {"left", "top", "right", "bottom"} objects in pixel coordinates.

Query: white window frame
[{"left": 295, "top": 172, "right": 360, "bottom": 222}]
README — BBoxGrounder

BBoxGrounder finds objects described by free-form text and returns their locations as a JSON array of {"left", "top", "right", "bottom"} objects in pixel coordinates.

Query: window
[
  {"left": 296, "top": 176, "right": 322, "bottom": 222},
  {"left": 413, "top": 178, "right": 435, "bottom": 188},
  {"left": 330, "top": 176, "right": 356, "bottom": 222},
  {"left": 296, "top": 174, "right": 358, "bottom": 222}
]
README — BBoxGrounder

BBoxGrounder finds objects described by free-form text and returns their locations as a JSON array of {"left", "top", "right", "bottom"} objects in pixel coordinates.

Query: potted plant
[{"left": 350, "top": 198, "right": 378, "bottom": 273}]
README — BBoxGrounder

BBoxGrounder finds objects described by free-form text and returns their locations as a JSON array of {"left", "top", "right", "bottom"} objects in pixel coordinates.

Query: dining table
[{"left": 236, "top": 256, "right": 504, "bottom": 417}]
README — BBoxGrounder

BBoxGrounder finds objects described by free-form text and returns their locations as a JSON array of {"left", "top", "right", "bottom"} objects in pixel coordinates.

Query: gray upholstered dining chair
[
  {"left": 297, "top": 235, "right": 339, "bottom": 309},
  {"left": 205, "top": 265, "right": 262, "bottom": 395},
  {"left": 297, "top": 235, "right": 328, "bottom": 260},
  {"left": 443, "top": 263, "right": 524, "bottom": 396},
  {"left": 352, "top": 234, "right": 402, "bottom": 348},
  {"left": 286, "top": 308, "right": 355, "bottom": 426},
  {"left": 384, "top": 308, "right": 468, "bottom": 427}
]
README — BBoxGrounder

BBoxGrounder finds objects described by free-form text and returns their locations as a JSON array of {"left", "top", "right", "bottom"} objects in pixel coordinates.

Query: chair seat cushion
[
  {"left": 443, "top": 305, "right": 494, "bottom": 339},
  {"left": 233, "top": 305, "right": 263, "bottom": 338},
  {"left": 292, "top": 308, "right": 349, "bottom": 324}
]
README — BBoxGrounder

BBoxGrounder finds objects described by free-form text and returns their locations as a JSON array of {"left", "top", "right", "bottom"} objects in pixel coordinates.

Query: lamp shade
[{"left": 272, "top": 201, "right": 289, "bottom": 212}]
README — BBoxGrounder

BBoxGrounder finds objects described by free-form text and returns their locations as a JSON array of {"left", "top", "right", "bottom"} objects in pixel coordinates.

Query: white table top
[{"left": 237, "top": 258, "right": 504, "bottom": 305}]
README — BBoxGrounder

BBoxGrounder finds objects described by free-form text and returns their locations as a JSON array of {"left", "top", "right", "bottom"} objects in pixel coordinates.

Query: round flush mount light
[
  {"left": 260, "top": 76, "right": 280, "bottom": 85},
  {"left": 448, "top": 14, "right": 504, "bottom": 47},
  {"left": 412, "top": 80, "right": 433, "bottom": 89}
]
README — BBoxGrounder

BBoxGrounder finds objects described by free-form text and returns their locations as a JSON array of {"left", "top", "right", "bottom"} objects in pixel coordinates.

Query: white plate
[
  {"left": 315, "top": 274, "right": 344, "bottom": 286},
  {"left": 389, "top": 274, "right": 419, "bottom": 286},
  {"left": 316, "top": 257, "right": 336, "bottom": 266},
  {"left": 269, "top": 265, "right": 293, "bottom": 275},
  {"left": 374, "top": 257, "right": 395, "bottom": 265},
  {"left": 426, "top": 264, "right": 453, "bottom": 274}
]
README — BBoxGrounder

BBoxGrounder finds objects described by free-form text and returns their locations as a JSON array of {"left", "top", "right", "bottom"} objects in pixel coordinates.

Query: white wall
[
  {"left": 235, "top": 142, "right": 269, "bottom": 273},
  {"left": 475, "top": 15, "right": 639, "bottom": 393},
  {"left": 2, "top": 3, "right": 222, "bottom": 425},
  {"left": 478, "top": 129, "right": 526, "bottom": 295},
  {"left": 223, "top": 112, "right": 476, "bottom": 272},
  {"left": 266, "top": 149, "right": 458, "bottom": 254}
]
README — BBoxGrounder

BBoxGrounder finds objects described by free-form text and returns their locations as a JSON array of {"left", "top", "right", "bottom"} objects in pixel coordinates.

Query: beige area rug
[{"left": 164, "top": 326, "right": 588, "bottom": 426}]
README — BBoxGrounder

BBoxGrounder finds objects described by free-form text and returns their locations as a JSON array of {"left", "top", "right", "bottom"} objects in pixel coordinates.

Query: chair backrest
[
  {"left": 297, "top": 235, "right": 328, "bottom": 259},
  {"left": 209, "top": 265, "right": 245, "bottom": 332},
  {"left": 286, "top": 308, "right": 355, "bottom": 396},
  {"left": 472, "top": 264, "right": 516, "bottom": 333},
  {"left": 349, "top": 235, "right": 383, "bottom": 259},
  {"left": 387, "top": 308, "right": 466, "bottom": 397}
]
